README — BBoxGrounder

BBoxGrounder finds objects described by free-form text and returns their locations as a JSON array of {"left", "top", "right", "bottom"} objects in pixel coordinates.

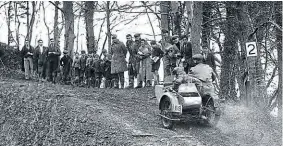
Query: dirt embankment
[{"left": 0, "top": 77, "right": 281, "bottom": 146}]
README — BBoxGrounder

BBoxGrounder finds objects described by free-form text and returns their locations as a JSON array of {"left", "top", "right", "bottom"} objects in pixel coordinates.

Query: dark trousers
[
  {"left": 62, "top": 66, "right": 71, "bottom": 82},
  {"left": 47, "top": 57, "right": 59, "bottom": 82}
]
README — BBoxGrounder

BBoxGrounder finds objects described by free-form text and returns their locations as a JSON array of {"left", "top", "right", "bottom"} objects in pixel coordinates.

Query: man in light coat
[{"left": 109, "top": 34, "right": 128, "bottom": 89}]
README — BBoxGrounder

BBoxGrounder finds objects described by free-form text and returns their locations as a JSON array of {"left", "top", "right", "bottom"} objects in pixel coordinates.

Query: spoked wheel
[
  {"left": 203, "top": 101, "right": 220, "bottom": 127},
  {"left": 160, "top": 97, "right": 174, "bottom": 129}
]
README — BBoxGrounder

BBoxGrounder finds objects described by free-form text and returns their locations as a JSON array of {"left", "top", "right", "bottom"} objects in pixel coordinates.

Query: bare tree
[
  {"left": 63, "top": 1, "right": 75, "bottom": 57},
  {"left": 191, "top": 1, "right": 202, "bottom": 54},
  {"left": 85, "top": 1, "right": 96, "bottom": 53}
]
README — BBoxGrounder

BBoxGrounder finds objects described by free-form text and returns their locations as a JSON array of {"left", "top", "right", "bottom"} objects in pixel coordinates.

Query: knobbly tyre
[{"left": 155, "top": 75, "right": 221, "bottom": 129}]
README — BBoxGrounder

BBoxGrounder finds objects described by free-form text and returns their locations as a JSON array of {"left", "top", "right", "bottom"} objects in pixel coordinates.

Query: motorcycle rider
[{"left": 172, "top": 54, "right": 216, "bottom": 98}]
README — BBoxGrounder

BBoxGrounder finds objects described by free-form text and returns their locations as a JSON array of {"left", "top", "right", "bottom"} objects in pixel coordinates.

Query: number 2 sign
[{"left": 246, "top": 42, "right": 258, "bottom": 57}]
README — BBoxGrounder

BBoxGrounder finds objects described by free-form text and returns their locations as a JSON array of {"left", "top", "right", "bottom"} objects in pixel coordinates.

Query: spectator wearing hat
[
  {"left": 109, "top": 35, "right": 128, "bottom": 89},
  {"left": 180, "top": 35, "right": 193, "bottom": 73},
  {"left": 21, "top": 39, "right": 35, "bottom": 80},
  {"left": 163, "top": 42, "right": 180, "bottom": 77},
  {"left": 60, "top": 50, "right": 73, "bottom": 84},
  {"left": 150, "top": 40, "right": 164, "bottom": 85},
  {"left": 34, "top": 39, "right": 48, "bottom": 81},
  {"left": 79, "top": 50, "right": 87, "bottom": 85},
  {"left": 46, "top": 38, "right": 61, "bottom": 83}
]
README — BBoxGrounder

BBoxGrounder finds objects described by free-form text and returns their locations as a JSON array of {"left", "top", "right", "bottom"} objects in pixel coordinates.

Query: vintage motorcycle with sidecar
[{"left": 155, "top": 75, "right": 221, "bottom": 129}]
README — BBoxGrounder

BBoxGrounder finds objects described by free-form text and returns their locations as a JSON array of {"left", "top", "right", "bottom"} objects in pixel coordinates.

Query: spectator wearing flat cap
[
  {"left": 109, "top": 34, "right": 128, "bottom": 89},
  {"left": 60, "top": 50, "right": 73, "bottom": 84},
  {"left": 180, "top": 35, "right": 193, "bottom": 73}
]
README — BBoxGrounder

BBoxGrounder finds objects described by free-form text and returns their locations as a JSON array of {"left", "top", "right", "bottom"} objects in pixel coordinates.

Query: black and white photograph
[{"left": 0, "top": 1, "right": 282, "bottom": 145}]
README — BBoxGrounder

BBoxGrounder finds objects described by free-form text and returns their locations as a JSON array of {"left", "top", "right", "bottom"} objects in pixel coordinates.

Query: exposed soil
[{"left": 0, "top": 74, "right": 281, "bottom": 146}]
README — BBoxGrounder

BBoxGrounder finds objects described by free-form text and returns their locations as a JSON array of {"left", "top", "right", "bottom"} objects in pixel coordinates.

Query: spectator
[
  {"left": 126, "top": 34, "right": 138, "bottom": 88},
  {"left": 163, "top": 43, "right": 180, "bottom": 77},
  {"left": 138, "top": 39, "right": 152, "bottom": 87},
  {"left": 150, "top": 40, "right": 164, "bottom": 85},
  {"left": 60, "top": 50, "right": 73, "bottom": 84},
  {"left": 34, "top": 39, "right": 48, "bottom": 81},
  {"left": 109, "top": 34, "right": 128, "bottom": 89},
  {"left": 21, "top": 39, "right": 34, "bottom": 80},
  {"left": 79, "top": 50, "right": 87, "bottom": 84},
  {"left": 46, "top": 38, "right": 61, "bottom": 83},
  {"left": 133, "top": 33, "right": 142, "bottom": 88},
  {"left": 101, "top": 49, "right": 113, "bottom": 88},
  {"left": 180, "top": 35, "right": 193, "bottom": 73},
  {"left": 85, "top": 53, "right": 93, "bottom": 87},
  {"left": 92, "top": 52, "right": 102, "bottom": 88},
  {"left": 72, "top": 52, "right": 80, "bottom": 83}
]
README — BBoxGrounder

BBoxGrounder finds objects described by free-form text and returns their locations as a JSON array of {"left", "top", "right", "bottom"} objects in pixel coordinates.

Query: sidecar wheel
[{"left": 160, "top": 97, "right": 174, "bottom": 129}]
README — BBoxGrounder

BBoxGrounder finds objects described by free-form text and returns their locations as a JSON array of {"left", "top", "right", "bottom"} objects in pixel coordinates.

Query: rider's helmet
[{"left": 192, "top": 54, "right": 204, "bottom": 64}]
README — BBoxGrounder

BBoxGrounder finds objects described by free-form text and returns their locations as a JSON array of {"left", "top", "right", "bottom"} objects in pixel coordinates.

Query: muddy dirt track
[{"left": 0, "top": 78, "right": 282, "bottom": 146}]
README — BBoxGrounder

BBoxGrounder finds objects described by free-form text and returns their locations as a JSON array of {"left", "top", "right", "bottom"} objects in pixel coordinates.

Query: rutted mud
[{"left": 0, "top": 78, "right": 281, "bottom": 146}]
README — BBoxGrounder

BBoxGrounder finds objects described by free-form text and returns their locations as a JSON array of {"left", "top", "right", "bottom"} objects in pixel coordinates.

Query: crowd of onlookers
[{"left": 20, "top": 29, "right": 219, "bottom": 89}]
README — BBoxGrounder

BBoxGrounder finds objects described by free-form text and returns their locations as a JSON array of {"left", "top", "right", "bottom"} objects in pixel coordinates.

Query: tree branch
[{"left": 49, "top": 1, "right": 64, "bottom": 14}]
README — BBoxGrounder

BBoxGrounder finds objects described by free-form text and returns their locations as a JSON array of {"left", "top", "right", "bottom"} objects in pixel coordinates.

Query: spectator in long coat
[
  {"left": 138, "top": 39, "right": 152, "bottom": 87},
  {"left": 21, "top": 39, "right": 34, "bottom": 80},
  {"left": 109, "top": 35, "right": 128, "bottom": 89},
  {"left": 34, "top": 39, "right": 48, "bottom": 81}
]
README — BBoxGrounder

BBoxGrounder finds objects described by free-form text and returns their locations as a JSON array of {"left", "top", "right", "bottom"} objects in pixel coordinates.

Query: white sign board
[{"left": 246, "top": 42, "right": 257, "bottom": 57}]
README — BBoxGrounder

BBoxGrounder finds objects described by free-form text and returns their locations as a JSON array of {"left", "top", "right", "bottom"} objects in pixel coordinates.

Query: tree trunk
[
  {"left": 219, "top": 2, "right": 238, "bottom": 101},
  {"left": 76, "top": 8, "right": 82, "bottom": 53},
  {"left": 275, "top": 1, "right": 282, "bottom": 113},
  {"left": 54, "top": 1, "right": 59, "bottom": 46},
  {"left": 171, "top": 1, "right": 181, "bottom": 36},
  {"left": 7, "top": 2, "right": 12, "bottom": 47},
  {"left": 202, "top": 1, "right": 211, "bottom": 49},
  {"left": 106, "top": 1, "right": 111, "bottom": 49},
  {"left": 63, "top": 1, "right": 75, "bottom": 57},
  {"left": 14, "top": 2, "right": 20, "bottom": 50},
  {"left": 191, "top": 1, "right": 203, "bottom": 54},
  {"left": 185, "top": 1, "right": 193, "bottom": 37},
  {"left": 28, "top": 1, "right": 36, "bottom": 42},
  {"left": 42, "top": 2, "right": 50, "bottom": 41},
  {"left": 85, "top": 1, "right": 95, "bottom": 54},
  {"left": 26, "top": 1, "right": 29, "bottom": 41},
  {"left": 160, "top": 1, "right": 170, "bottom": 36}
]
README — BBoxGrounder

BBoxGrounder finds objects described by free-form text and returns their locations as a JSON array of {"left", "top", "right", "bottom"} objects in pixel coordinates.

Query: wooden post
[{"left": 245, "top": 42, "right": 258, "bottom": 106}]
